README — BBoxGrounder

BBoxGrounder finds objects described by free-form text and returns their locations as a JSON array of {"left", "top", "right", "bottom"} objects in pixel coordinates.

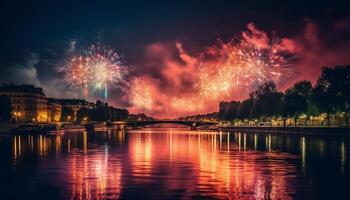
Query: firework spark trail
[
  {"left": 197, "top": 37, "right": 297, "bottom": 100},
  {"left": 57, "top": 55, "right": 93, "bottom": 95},
  {"left": 128, "top": 35, "right": 297, "bottom": 116},
  {"left": 130, "top": 78, "right": 153, "bottom": 110},
  {"left": 87, "top": 44, "right": 125, "bottom": 100},
  {"left": 58, "top": 26, "right": 297, "bottom": 118},
  {"left": 58, "top": 43, "right": 126, "bottom": 100}
]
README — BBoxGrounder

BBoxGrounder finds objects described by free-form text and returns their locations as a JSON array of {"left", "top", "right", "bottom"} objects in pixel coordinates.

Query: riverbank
[
  {"left": 219, "top": 126, "right": 350, "bottom": 136},
  {"left": 0, "top": 122, "right": 123, "bottom": 134},
  {"left": 0, "top": 123, "right": 18, "bottom": 133}
]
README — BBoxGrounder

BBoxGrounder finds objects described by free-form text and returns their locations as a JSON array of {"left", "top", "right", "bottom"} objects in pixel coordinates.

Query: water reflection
[
  {"left": 341, "top": 141, "right": 346, "bottom": 175},
  {"left": 0, "top": 130, "right": 349, "bottom": 199},
  {"left": 117, "top": 131, "right": 297, "bottom": 199}
]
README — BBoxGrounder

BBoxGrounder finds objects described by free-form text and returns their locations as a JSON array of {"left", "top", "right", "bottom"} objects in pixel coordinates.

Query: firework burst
[
  {"left": 58, "top": 43, "right": 125, "bottom": 100},
  {"left": 58, "top": 55, "right": 92, "bottom": 95},
  {"left": 197, "top": 37, "right": 297, "bottom": 100},
  {"left": 88, "top": 44, "right": 124, "bottom": 99},
  {"left": 130, "top": 78, "right": 153, "bottom": 110}
]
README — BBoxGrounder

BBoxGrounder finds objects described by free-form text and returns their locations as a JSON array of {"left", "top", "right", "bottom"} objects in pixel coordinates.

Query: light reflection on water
[{"left": 0, "top": 129, "right": 349, "bottom": 199}]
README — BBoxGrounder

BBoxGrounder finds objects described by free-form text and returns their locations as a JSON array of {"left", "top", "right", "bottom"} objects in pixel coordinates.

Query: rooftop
[{"left": 0, "top": 84, "right": 45, "bottom": 96}]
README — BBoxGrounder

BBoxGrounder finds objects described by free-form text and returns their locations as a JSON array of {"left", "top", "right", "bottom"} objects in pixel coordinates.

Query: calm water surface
[{"left": 0, "top": 129, "right": 349, "bottom": 199}]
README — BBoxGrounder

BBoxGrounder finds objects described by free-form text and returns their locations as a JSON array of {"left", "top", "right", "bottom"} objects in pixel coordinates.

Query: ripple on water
[{"left": 0, "top": 130, "right": 349, "bottom": 199}]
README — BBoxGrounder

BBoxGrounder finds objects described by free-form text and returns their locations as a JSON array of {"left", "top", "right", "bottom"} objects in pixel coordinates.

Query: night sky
[{"left": 1, "top": 0, "right": 350, "bottom": 118}]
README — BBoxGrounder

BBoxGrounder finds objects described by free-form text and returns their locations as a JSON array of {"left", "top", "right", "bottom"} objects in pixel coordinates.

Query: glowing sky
[{"left": 1, "top": 1, "right": 350, "bottom": 118}]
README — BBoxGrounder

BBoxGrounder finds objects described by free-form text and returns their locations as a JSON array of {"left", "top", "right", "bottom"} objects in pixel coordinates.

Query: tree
[
  {"left": 251, "top": 82, "right": 283, "bottom": 119},
  {"left": 313, "top": 66, "right": 350, "bottom": 126},
  {"left": 76, "top": 107, "right": 91, "bottom": 123},
  {"left": 118, "top": 109, "right": 129, "bottom": 121},
  {"left": 218, "top": 101, "right": 229, "bottom": 121},
  {"left": 305, "top": 103, "right": 320, "bottom": 126},
  {"left": 282, "top": 81, "right": 311, "bottom": 127},
  {"left": 291, "top": 81, "right": 313, "bottom": 99},
  {"left": 328, "top": 66, "right": 350, "bottom": 126},
  {"left": 0, "top": 95, "right": 11, "bottom": 122},
  {"left": 61, "top": 107, "right": 75, "bottom": 122},
  {"left": 87, "top": 100, "right": 129, "bottom": 122},
  {"left": 250, "top": 82, "right": 278, "bottom": 99},
  {"left": 293, "top": 81, "right": 316, "bottom": 125},
  {"left": 226, "top": 101, "right": 240, "bottom": 121},
  {"left": 92, "top": 100, "right": 109, "bottom": 121},
  {"left": 110, "top": 107, "right": 129, "bottom": 121},
  {"left": 283, "top": 92, "right": 307, "bottom": 127},
  {"left": 237, "top": 99, "right": 254, "bottom": 121}
]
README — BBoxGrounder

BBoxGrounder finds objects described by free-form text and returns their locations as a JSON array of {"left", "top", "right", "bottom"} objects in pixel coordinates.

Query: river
[{"left": 0, "top": 129, "right": 349, "bottom": 199}]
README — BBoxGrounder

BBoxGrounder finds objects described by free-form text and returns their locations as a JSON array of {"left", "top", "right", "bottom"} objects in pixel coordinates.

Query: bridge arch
[{"left": 124, "top": 120, "right": 219, "bottom": 129}]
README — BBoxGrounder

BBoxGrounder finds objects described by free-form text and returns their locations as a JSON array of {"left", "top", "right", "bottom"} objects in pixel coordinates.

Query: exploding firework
[
  {"left": 130, "top": 78, "right": 153, "bottom": 110},
  {"left": 88, "top": 44, "right": 124, "bottom": 99},
  {"left": 197, "top": 64, "right": 235, "bottom": 98},
  {"left": 234, "top": 39, "right": 296, "bottom": 89},
  {"left": 58, "top": 43, "right": 125, "bottom": 100},
  {"left": 197, "top": 38, "right": 296, "bottom": 100},
  {"left": 58, "top": 55, "right": 92, "bottom": 95}
]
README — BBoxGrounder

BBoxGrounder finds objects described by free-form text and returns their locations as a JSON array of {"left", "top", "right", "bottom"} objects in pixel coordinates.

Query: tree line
[
  {"left": 61, "top": 100, "right": 129, "bottom": 123},
  {"left": 218, "top": 65, "right": 350, "bottom": 127}
]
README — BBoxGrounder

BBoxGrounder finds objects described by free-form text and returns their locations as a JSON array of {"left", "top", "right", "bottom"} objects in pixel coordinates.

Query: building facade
[
  {"left": 47, "top": 98, "right": 62, "bottom": 122},
  {"left": 0, "top": 84, "right": 48, "bottom": 122}
]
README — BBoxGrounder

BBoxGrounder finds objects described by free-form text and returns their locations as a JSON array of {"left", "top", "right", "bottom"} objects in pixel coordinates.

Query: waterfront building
[
  {"left": 47, "top": 98, "right": 62, "bottom": 122},
  {"left": 0, "top": 84, "right": 48, "bottom": 122}
]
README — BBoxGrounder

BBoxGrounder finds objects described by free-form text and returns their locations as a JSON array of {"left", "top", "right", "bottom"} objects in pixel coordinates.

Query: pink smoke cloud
[
  {"left": 283, "top": 18, "right": 350, "bottom": 83},
  {"left": 123, "top": 19, "right": 350, "bottom": 118}
]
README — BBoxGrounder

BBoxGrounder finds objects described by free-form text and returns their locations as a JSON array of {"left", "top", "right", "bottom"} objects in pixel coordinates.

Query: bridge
[{"left": 111, "top": 120, "right": 219, "bottom": 130}]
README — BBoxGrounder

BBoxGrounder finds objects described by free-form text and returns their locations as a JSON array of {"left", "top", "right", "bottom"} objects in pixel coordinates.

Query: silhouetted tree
[
  {"left": 291, "top": 81, "right": 313, "bottom": 99},
  {"left": 61, "top": 107, "right": 75, "bottom": 122},
  {"left": 312, "top": 66, "right": 350, "bottom": 126},
  {"left": 218, "top": 101, "right": 230, "bottom": 121},
  {"left": 227, "top": 101, "right": 240, "bottom": 121},
  {"left": 86, "top": 101, "right": 129, "bottom": 122},
  {"left": 0, "top": 95, "right": 11, "bottom": 122},
  {"left": 76, "top": 107, "right": 90, "bottom": 123},
  {"left": 305, "top": 103, "right": 320, "bottom": 126},
  {"left": 128, "top": 113, "right": 154, "bottom": 121},
  {"left": 283, "top": 92, "right": 307, "bottom": 127},
  {"left": 251, "top": 82, "right": 283, "bottom": 119},
  {"left": 281, "top": 81, "right": 311, "bottom": 126},
  {"left": 94, "top": 100, "right": 109, "bottom": 121},
  {"left": 326, "top": 66, "right": 350, "bottom": 126},
  {"left": 215, "top": 66, "right": 350, "bottom": 127},
  {"left": 237, "top": 99, "right": 254, "bottom": 120},
  {"left": 110, "top": 107, "right": 129, "bottom": 121}
]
